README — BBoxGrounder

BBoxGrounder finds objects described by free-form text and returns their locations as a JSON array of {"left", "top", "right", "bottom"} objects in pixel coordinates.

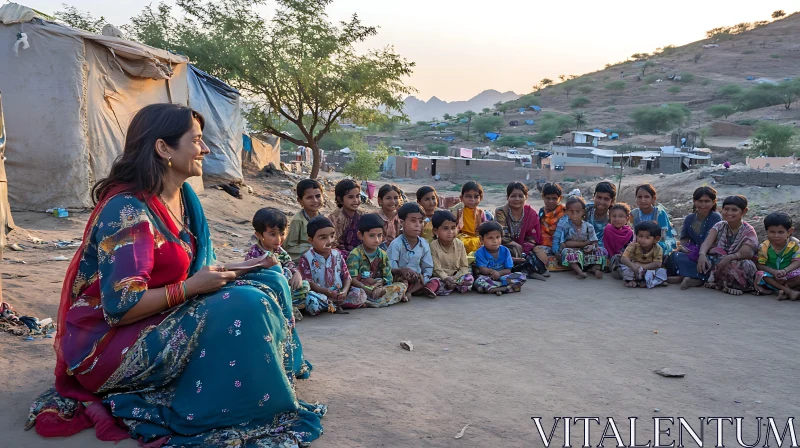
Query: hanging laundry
[{"left": 411, "top": 158, "right": 419, "bottom": 171}]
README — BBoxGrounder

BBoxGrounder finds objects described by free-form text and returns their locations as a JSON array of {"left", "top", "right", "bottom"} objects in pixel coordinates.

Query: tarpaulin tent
[
  {"left": 485, "top": 133, "right": 500, "bottom": 141},
  {"left": 525, "top": 120, "right": 535, "bottom": 125},
  {"left": 0, "top": 3, "right": 243, "bottom": 209},
  {"left": 518, "top": 108, "right": 526, "bottom": 113},
  {"left": 242, "top": 134, "right": 281, "bottom": 171},
  {"left": 530, "top": 106, "right": 541, "bottom": 112},
  {"left": 187, "top": 65, "right": 244, "bottom": 183}
]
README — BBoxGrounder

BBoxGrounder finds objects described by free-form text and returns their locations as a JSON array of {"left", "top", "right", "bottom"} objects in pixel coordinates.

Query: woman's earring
[{"left": 168, "top": 157, "right": 172, "bottom": 168}]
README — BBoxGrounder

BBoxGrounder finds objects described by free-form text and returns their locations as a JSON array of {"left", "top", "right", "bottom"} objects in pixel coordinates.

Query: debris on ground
[
  {"left": 454, "top": 424, "right": 469, "bottom": 439},
  {"left": 400, "top": 341, "right": 413, "bottom": 351},
  {"left": 654, "top": 368, "right": 686, "bottom": 378}
]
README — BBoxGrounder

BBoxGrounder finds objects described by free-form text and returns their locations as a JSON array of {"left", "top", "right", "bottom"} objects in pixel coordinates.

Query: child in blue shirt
[{"left": 473, "top": 221, "right": 527, "bottom": 295}]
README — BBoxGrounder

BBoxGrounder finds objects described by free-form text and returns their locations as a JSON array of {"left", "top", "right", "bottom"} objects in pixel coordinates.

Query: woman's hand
[
  {"left": 717, "top": 254, "right": 734, "bottom": 269},
  {"left": 185, "top": 266, "right": 236, "bottom": 296},
  {"left": 696, "top": 254, "right": 710, "bottom": 273}
]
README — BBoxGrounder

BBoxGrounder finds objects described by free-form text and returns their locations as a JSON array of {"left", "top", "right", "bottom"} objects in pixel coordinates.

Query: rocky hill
[{"left": 404, "top": 89, "right": 519, "bottom": 122}]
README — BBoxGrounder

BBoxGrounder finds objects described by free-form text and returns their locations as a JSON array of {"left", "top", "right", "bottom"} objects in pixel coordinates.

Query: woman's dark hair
[
  {"left": 722, "top": 194, "right": 748, "bottom": 210},
  {"left": 432, "top": 210, "right": 457, "bottom": 229},
  {"left": 461, "top": 181, "right": 484, "bottom": 198},
  {"left": 297, "top": 179, "right": 322, "bottom": 199},
  {"left": 565, "top": 195, "right": 586, "bottom": 209},
  {"left": 334, "top": 179, "right": 360, "bottom": 208},
  {"left": 634, "top": 220, "right": 661, "bottom": 237},
  {"left": 692, "top": 186, "right": 718, "bottom": 212},
  {"left": 307, "top": 216, "right": 334, "bottom": 238},
  {"left": 764, "top": 212, "right": 793, "bottom": 231},
  {"left": 478, "top": 220, "right": 503, "bottom": 237},
  {"left": 594, "top": 181, "right": 617, "bottom": 200},
  {"left": 416, "top": 185, "right": 437, "bottom": 201},
  {"left": 635, "top": 183, "right": 657, "bottom": 200},
  {"left": 541, "top": 182, "right": 563, "bottom": 197},
  {"left": 398, "top": 202, "right": 425, "bottom": 220},
  {"left": 358, "top": 213, "right": 385, "bottom": 234},
  {"left": 378, "top": 184, "right": 403, "bottom": 200},
  {"left": 506, "top": 182, "right": 528, "bottom": 198},
  {"left": 609, "top": 203, "right": 631, "bottom": 216},
  {"left": 253, "top": 207, "right": 287, "bottom": 233},
  {"left": 93, "top": 103, "right": 205, "bottom": 203}
]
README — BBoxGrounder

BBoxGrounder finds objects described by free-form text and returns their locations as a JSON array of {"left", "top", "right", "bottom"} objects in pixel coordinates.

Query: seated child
[
  {"left": 473, "top": 221, "right": 527, "bottom": 295},
  {"left": 538, "top": 182, "right": 565, "bottom": 253},
  {"left": 451, "top": 181, "right": 488, "bottom": 254},
  {"left": 603, "top": 203, "right": 634, "bottom": 278},
  {"left": 298, "top": 216, "right": 367, "bottom": 310},
  {"left": 328, "top": 179, "right": 362, "bottom": 259},
  {"left": 553, "top": 196, "right": 609, "bottom": 279},
  {"left": 416, "top": 186, "right": 439, "bottom": 243},
  {"left": 387, "top": 203, "right": 437, "bottom": 300},
  {"left": 285, "top": 179, "right": 323, "bottom": 261},
  {"left": 429, "top": 210, "right": 474, "bottom": 295},
  {"left": 346, "top": 213, "right": 408, "bottom": 307},
  {"left": 377, "top": 184, "right": 403, "bottom": 250},
  {"left": 246, "top": 207, "right": 326, "bottom": 319},
  {"left": 631, "top": 183, "right": 677, "bottom": 254},
  {"left": 620, "top": 221, "right": 668, "bottom": 288},
  {"left": 754, "top": 212, "right": 800, "bottom": 300},
  {"left": 584, "top": 181, "right": 617, "bottom": 248}
]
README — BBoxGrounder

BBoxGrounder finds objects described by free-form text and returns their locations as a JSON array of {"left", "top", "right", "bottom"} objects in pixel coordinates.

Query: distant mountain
[{"left": 404, "top": 89, "right": 520, "bottom": 122}]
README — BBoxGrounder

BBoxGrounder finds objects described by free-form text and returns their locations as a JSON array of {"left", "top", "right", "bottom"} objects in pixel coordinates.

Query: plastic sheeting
[{"left": 188, "top": 65, "right": 244, "bottom": 183}]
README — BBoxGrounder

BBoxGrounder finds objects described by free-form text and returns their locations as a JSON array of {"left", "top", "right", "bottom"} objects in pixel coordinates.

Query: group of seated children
[{"left": 251, "top": 176, "right": 800, "bottom": 319}]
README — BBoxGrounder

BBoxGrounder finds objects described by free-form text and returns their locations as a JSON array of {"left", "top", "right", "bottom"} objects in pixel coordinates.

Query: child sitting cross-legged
[
  {"left": 619, "top": 221, "right": 668, "bottom": 288},
  {"left": 298, "top": 216, "right": 367, "bottom": 310},
  {"left": 429, "top": 210, "right": 474, "bottom": 295},
  {"left": 754, "top": 212, "right": 800, "bottom": 300},
  {"left": 346, "top": 213, "right": 408, "bottom": 307},
  {"left": 553, "top": 196, "right": 609, "bottom": 279},
  {"left": 473, "top": 221, "right": 527, "bottom": 295},
  {"left": 604, "top": 203, "right": 634, "bottom": 279},
  {"left": 387, "top": 203, "right": 437, "bottom": 300},
  {"left": 328, "top": 179, "right": 363, "bottom": 259},
  {"left": 246, "top": 207, "right": 327, "bottom": 319}
]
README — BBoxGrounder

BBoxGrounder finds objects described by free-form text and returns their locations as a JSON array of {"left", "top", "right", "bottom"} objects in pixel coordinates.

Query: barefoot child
[
  {"left": 620, "top": 221, "right": 668, "bottom": 288},
  {"left": 631, "top": 183, "right": 677, "bottom": 254},
  {"left": 754, "top": 212, "right": 800, "bottom": 300},
  {"left": 346, "top": 213, "right": 408, "bottom": 307},
  {"left": 603, "top": 203, "right": 634, "bottom": 278},
  {"left": 329, "top": 179, "right": 362, "bottom": 259},
  {"left": 285, "top": 179, "right": 323, "bottom": 261},
  {"left": 298, "top": 216, "right": 367, "bottom": 310},
  {"left": 387, "top": 203, "right": 437, "bottom": 300},
  {"left": 696, "top": 195, "right": 759, "bottom": 296},
  {"left": 451, "top": 181, "right": 488, "bottom": 253},
  {"left": 416, "top": 186, "right": 439, "bottom": 243},
  {"left": 473, "top": 221, "right": 527, "bottom": 295},
  {"left": 553, "top": 196, "right": 608, "bottom": 279},
  {"left": 584, "top": 181, "right": 616, "bottom": 248},
  {"left": 429, "top": 210, "right": 474, "bottom": 295},
  {"left": 246, "top": 207, "right": 326, "bottom": 318},
  {"left": 377, "top": 184, "right": 403, "bottom": 250},
  {"left": 666, "top": 186, "right": 722, "bottom": 290}
]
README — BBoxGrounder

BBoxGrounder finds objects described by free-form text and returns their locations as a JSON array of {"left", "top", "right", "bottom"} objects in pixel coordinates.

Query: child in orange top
[
  {"left": 450, "top": 181, "right": 487, "bottom": 254},
  {"left": 537, "top": 182, "right": 565, "bottom": 254}
]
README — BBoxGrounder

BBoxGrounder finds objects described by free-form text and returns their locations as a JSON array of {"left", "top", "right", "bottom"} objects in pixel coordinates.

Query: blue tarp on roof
[
  {"left": 530, "top": 106, "right": 541, "bottom": 111},
  {"left": 593, "top": 129, "right": 601, "bottom": 133},
  {"left": 443, "top": 136, "right": 455, "bottom": 141},
  {"left": 525, "top": 120, "right": 535, "bottom": 125},
  {"left": 518, "top": 108, "right": 526, "bottom": 112},
  {"left": 526, "top": 141, "right": 536, "bottom": 146},
  {"left": 610, "top": 133, "right": 619, "bottom": 140},
  {"left": 485, "top": 132, "right": 500, "bottom": 141}
]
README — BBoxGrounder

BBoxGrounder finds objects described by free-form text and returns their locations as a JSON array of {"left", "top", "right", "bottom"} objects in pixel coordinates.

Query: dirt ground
[{"left": 1, "top": 173, "right": 799, "bottom": 447}]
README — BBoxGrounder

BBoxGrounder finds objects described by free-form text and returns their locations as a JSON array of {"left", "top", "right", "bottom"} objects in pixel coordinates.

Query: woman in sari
[
  {"left": 696, "top": 195, "right": 759, "bottom": 296},
  {"left": 26, "top": 104, "right": 325, "bottom": 447},
  {"left": 494, "top": 182, "right": 549, "bottom": 276},
  {"left": 666, "top": 186, "right": 722, "bottom": 289}
]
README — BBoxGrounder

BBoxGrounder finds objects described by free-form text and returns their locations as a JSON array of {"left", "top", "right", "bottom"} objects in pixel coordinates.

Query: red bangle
[{"left": 166, "top": 282, "right": 187, "bottom": 308}]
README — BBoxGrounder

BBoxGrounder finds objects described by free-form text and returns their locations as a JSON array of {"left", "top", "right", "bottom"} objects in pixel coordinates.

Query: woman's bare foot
[
  {"left": 593, "top": 269, "right": 603, "bottom": 279},
  {"left": 704, "top": 282, "right": 716, "bottom": 289},
  {"left": 777, "top": 290, "right": 788, "bottom": 300},
  {"left": 723, "top": 287, "right": 743, "bottom": 296},
  {"left": 576, "top": 271, "right": 588, "bottom": 279},
  {"left": 789, "top": 290, "right": 800, "bottom": 301},
  {"left": 624, "top": 281, "right": 638, "bottom": 288},
  {"left": 680, "top": 278, "right": 704, "bottom": 290}
]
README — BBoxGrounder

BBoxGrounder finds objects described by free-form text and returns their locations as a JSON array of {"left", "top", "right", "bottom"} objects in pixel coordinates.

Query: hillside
[{"left": 404, "top": 89, "right": 519, "bottom": 122}]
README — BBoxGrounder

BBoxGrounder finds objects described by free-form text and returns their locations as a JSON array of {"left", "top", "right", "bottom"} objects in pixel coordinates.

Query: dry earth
[{"left": 1, "top": 173, "right": 799, "bottom": 447}]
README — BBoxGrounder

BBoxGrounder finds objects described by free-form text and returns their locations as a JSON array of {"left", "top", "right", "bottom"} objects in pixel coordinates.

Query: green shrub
[
  {"left": 736, "top": 118, "right": 759, "bottom": 126},
  {"left": 719, "top": 84, "right": 743, "bottom": 97},
  {"left": 707, "top": 104, "right": 736, "bottom": 118},
  {"left": 533, "top": 130, "right": 557, "bottom": 144},
  {"left": 472, "top": 116, "right": 505, "bottom": 133},
  {"left": 735, "top": 84, "right": 782, "bottom": 111},
  {"left": 702, "top": 79, "right": 711, "bottom": 86},
  {"left": 668, "top": 86, "right": 681, "bottom": 94},
  {"left": 426, "top": 143, "right": 448, "bottom": 156},
  {"left": 578, "top": 85, "right": 594, "bottom": 94},
  {"left": 630, "top": 103, "right": 691, "bottom": 133},
  {"left": 679, "top": 73, "right": 695, "bottom": 83},
  {"left": 570, "top": 97, "right": 591, "bottom": 108},
  {"left": 770, "top": 54, "right": 781, "bottom": 59},
  {"left": 751, "top": 122, "right": 798, "bottom": 156},
  {"left": 644, "top": 74, "right": 660, "bottom": 83},
  {"left": 605, "top": 81, "right": 626, "bottom": 91}
]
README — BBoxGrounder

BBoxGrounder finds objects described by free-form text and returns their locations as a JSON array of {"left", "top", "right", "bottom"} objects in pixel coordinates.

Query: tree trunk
[{"left": 310, "top": 142, "right": 321, "bottom": 179}]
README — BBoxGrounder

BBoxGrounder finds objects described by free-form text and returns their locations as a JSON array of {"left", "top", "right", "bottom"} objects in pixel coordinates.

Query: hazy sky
[{"left": 29, "top": 0, "right": 796, "bottom": 101}]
